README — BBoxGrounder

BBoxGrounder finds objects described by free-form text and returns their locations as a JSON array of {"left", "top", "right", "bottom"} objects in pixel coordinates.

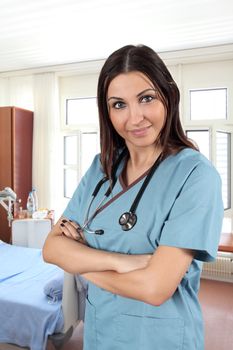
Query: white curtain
[
  {"left": 33, "top": 73, "right": 62, "bottom": 213},
  {"left": 0, "top": 73, "right": 62, "bottom": 218}
]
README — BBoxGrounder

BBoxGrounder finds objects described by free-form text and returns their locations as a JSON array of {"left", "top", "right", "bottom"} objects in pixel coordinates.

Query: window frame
[
  {"left": 62, "top": 96, "right": 100, "bottom": 199},
  {"left": 189, "top": 87, "right": 228, "bottom": 121},
  {"left": 184, "top": 83, "right": 233, "bottom": 216}
]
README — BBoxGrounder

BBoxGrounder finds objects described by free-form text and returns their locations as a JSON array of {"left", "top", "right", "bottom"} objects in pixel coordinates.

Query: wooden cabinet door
[
  {"left": 0, "top": 107, "right": 33, "bottom": 243},
  {"left": 0, "top": 107, "right": 13, "bottom": 242},
  {"left": 0, "top": 107, "right": 13, "bottom": 188},
  {"left": 12, "top": 107, "right": 33, "bottom": 208}
]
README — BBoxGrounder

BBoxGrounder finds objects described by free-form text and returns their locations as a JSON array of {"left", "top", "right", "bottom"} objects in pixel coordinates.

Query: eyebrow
[{"left": 107, "top": 88, "right": 156, "bottom": 102}]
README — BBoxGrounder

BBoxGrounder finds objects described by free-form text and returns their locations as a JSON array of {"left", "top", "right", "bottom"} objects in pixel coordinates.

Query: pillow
[{"left": 43, "top": 274, "right": 63, "bottom": 303}]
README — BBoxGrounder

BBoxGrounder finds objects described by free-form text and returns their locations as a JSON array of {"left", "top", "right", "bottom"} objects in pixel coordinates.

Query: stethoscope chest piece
[{"left": 119, "top": 212, "right": 137, "bottom": 231}]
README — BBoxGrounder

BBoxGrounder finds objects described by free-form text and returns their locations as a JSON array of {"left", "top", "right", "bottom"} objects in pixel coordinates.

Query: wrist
[{"left": 106, "top": 251, "right": 121, "bottom": 272}]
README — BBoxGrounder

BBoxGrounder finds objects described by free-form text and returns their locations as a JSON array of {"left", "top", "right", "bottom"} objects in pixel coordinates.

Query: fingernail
[
  {"left": 62, "top": 219, "right": 67, "bottom": 223},
  {"left": 61, "top": 223, "right": 64, "bottom": 227}
]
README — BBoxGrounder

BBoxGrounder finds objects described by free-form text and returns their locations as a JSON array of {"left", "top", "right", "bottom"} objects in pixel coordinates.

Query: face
[{"left": 107, "top": 71, "right": 166, "bottom": 153}]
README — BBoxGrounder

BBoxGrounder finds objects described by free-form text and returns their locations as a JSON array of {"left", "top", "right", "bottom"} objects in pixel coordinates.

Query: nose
[{"left": 128, "top": 103, "right": 144, "bottom": 125}]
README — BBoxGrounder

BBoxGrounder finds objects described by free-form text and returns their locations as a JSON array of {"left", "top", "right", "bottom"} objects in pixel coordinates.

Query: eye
[
  {"left": 112, "top": 101, "right": 126, "bottom": 109},
  {"left": 140, "top": 95, "right": 155, "bottom": 103}
]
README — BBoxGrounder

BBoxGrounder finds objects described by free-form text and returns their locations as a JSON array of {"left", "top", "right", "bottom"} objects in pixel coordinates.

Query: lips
[{"left": 130, "top": 125, "right": 152, "bottom": 136}]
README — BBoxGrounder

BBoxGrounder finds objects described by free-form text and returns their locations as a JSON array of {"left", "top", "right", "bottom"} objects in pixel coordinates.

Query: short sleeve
[{"left": 159, "top": 163, "right": 224, "bottom": 262}]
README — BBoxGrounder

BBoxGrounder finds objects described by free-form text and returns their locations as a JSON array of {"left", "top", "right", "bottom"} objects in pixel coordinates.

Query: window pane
[
  {"left": 216, "top": 131, "right": 231, "bottom": 210},
  {"left": 64, "top": 169, "right": 78, "bottom": 198},
  {"left": 190, "top": 88, "right": 227, "bottom": 120},
  {"left": 81, "top": 132, "right": 100, "bottom": 176},
  {"left": 222, "top": 217, "right": 232, "bottom": 233},
  {"left": 186, "top": 130, "right": 210, "bottom": 159},
  {"left": 64, "top": 135, "right": 78, "bottom": 165},
  {"left": 66, "top": 98, "right": 98, "bottom": 125}
]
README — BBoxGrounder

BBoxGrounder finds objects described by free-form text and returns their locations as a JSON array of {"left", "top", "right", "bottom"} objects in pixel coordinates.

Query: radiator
[{"left": 201, "top": 251, "right": 233, "bottom": 283}]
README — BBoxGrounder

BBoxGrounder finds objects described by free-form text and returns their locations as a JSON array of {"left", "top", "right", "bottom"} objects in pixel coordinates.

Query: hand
[
  {"left": 115, "top": 253, "right": 152, "bottom": 274},
  {"left": 59, "top": 218, "right": 87, "bottom": 245}
]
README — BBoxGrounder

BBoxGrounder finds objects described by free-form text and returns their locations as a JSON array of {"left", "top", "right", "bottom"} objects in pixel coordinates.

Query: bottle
[
  {"left": 26, "top": 191, "right": 35, "bottom": 218},
  {"left": 32, "top": 188, "right": 39, "bottom": 211}
]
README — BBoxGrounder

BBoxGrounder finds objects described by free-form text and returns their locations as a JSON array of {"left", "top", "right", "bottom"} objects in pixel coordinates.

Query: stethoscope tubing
[
  {"left": 128, "top": 153, "right": 162, "bottom": 214},
  {"left": 81, "top": 195, "right": 107, "bottom": 231},
  {"left": 79, "top": 149, "right": 162, "bottom": 234}
]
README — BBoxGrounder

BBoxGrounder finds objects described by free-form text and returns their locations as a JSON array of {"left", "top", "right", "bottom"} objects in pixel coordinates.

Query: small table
[{"left": 219, "top": 232, "right": 233, "bottom": 253}]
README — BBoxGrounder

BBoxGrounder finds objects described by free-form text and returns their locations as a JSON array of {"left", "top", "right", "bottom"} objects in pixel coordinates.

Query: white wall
[{"left": 0, "top": 76, "right": 34, "bottom": 110}]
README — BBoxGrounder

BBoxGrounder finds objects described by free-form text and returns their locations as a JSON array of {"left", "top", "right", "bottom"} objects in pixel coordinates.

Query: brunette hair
[{"left": 97, "top": 44, "right": 198, "bottom": 179}]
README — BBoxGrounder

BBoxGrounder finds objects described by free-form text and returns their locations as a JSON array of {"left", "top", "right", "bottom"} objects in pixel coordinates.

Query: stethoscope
[{"left": 78, "top": 149, "right": 162, "bottom": 235}]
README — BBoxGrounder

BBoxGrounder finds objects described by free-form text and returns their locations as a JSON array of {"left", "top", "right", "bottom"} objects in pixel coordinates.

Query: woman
[{"left": 43, "top": 45, "right": 223, "bottom": 350}]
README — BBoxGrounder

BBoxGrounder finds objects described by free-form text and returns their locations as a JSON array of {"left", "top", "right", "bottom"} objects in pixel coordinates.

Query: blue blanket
[{"left": 0, "top": 241, "right": 64, "bottom": 350}]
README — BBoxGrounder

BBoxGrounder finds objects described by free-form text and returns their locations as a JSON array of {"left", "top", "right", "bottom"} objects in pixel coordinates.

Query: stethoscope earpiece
[{"left": 119, "top": 212, "right": 137, "bottom": 231}]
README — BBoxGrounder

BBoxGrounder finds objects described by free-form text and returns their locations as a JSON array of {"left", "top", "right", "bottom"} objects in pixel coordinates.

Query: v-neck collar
[
  {"left": 119, "top": 165, "right": 151, "bottom": 191},
  {"left": 95, "top": 163, "right": 151, "bottom": 216}
]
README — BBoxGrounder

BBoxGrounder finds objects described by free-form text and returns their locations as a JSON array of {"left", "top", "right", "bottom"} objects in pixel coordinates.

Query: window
[
  {"left": 216, "top": 131, "right": 231, "bottom": 209},
  {"left": 63, "top": 97, "right": 100, "bottom": 198},
  {"left": 186, "top": 87, "right": 231, "bottom": 211},
  {"left": 66, "top": 97, "right": 98, "bottom": 125},
  {"left": 190, "top": 88, "right": 227, "bottom": 121},
  {"left": 186, "top": 129, "right": 231, "bottom": 210},
  {"left": 64, "top": 135, "right": 78, "bottom": 198},
  {"left": 186, "top": 130, "right": 210, "bottom": 159}
]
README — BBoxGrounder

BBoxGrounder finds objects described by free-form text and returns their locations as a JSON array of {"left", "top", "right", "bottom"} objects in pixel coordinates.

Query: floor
[
  {"left": 1, "top": 279, "right": 232, "bottom": 350},
  {"left": 199, "top": 279, "right": 233, "bottom": 350},
  {"left": 47, "top": 323, "right": 83, "bottom": 350}
]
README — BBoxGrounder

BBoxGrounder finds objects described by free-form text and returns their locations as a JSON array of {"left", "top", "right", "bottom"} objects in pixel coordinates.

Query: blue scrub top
[{"left": 63, "top": 148, "right": 224, "bottom": 350}]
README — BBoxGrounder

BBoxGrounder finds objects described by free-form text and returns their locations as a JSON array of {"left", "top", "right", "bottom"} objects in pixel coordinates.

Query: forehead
[{"left": 107, "top": 71, "right": 154, "bottom": 97}]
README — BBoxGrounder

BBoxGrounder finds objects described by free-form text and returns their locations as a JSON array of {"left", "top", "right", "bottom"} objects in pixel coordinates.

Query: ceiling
[{"left": 0, "top": 0, "right": 233, "bottom": 73}]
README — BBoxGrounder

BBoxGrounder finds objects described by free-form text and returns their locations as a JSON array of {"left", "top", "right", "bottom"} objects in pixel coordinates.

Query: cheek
[
  {"left": 155, "top": 105, "right": 166, "bottom": 128},
  {"left": 147, "top": 109, "right": 166, "bottom": 128},
  {"left": 109, "top": 113, "right": 125, "bottom": 133},
  {"left": 159, "top": 113, "right": 166, "bottom": 129}
]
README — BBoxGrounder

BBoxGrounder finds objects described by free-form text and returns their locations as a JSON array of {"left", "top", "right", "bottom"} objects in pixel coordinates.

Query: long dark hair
[{"left": 97, "top": 44, "right": 198, "bottom": 179}]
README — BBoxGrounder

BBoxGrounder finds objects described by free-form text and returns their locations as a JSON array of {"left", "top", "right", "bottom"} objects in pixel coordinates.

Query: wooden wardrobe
[{"left": 0, "top": 106, "right": 33, "bottom": 243}]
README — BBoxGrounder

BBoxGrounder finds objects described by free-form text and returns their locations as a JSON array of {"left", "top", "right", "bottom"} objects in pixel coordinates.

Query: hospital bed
[
  {"left": 0, "top": 241, "right": 86, "bottom": 350},
  {"left": 0, "top": 187, "right": 86, "bottom": 349}
]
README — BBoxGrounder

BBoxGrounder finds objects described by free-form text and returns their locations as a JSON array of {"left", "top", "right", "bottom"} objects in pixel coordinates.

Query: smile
[{"left": 130, "top": 125, "right": 152, "bottom": 137}]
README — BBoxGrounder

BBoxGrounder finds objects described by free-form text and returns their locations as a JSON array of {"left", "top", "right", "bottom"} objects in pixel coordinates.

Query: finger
[
  {"left": 68, "top": 220, "right": 87, "bottom": 242},
  {"left": 60, "top": 221, "right": 77, "bottom": 238},
  {"left": 60, "top": 219, "right": 87, "bottom": 243},
  {"left": 67, "top": 219, "right": 79, "bottom": 230},
  {"left": 60, "top": 224, "right": 73, "bottom": 238},
  {"left": 76, "top": 227, "right": 87, "bottom": 242},
  {"left": 60, "top": 222, "right": 84, "bottom": 241}
]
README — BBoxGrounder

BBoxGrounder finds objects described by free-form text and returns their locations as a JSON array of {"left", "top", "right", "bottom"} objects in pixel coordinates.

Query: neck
[
  {"left": 128, "top": 146, "right": 162, "bottom": 171},
  {"left": 123, "top": 146, "right": 162, "bottom": 186}
]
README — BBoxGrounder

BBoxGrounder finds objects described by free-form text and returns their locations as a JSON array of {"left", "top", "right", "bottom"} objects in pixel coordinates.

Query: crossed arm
[{"left": 42, "top": 216, "right": 194, "bottom": 306}]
